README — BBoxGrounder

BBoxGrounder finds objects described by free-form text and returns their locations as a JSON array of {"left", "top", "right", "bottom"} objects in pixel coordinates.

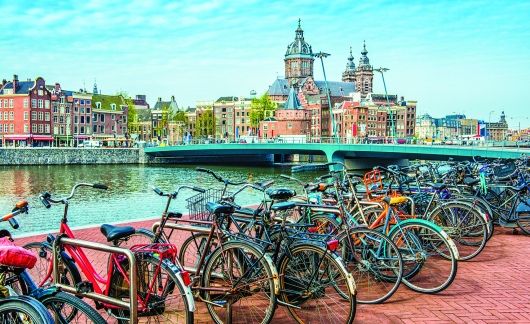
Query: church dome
[
  {"left": 358, "top": 41, "right": 371, "bottom": 68},
  {"left": 345, "top": 47, "right": 355, "bottom": 71},
  {"left": 285, "top": 19, "right": 313, "bottom": 58}
]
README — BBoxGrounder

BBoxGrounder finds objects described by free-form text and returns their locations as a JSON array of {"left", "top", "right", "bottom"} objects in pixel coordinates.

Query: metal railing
[{"left": 52, "top": 237, "right": 138, "bottom": 323}]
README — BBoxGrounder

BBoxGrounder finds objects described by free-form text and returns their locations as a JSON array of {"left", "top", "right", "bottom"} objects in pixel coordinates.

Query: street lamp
[
  {"left": 487, "top": 110, "right": 495, "bottom": 143},
  {"left": 314, "top": 51, "right": 336, "bottom": 141},
  {"left": 374, "top": 67, "right": 395, "bottom": 143}
]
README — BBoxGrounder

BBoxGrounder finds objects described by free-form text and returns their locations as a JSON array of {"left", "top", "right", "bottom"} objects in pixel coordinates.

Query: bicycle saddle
[
  {"left": 266, "top": 188, "right": 296, "bottom": 200},
  {"left": 100, "top": 224, "right": 135, "bottom": 242},
  {"left": 206, "top": 202, "right": 234, "bottom": 214},
  {"left": 271, "top": 201, "right": 296, "bottom": 211}
]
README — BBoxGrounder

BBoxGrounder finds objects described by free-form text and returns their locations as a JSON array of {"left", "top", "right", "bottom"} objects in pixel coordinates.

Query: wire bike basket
[{"left": 186, "top": 188, "right": 232, "bottom": 221}]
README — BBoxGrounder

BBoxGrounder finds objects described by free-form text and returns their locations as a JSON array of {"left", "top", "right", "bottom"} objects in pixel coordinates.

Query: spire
[
  {"left": 295, "top": 18, "right": 304, "bottom": 39},
  {"left": 358, "top": 41, "right": 370, "bottom": 67},
  {"left": 285, "top": 18, "right": 313, "bottom": 57},
  {"left": 345, "top": 46, "right": 355, "bottom": 71},
  {"left": 93, "top": 79, "right": 98, "bottom": 95},
  {"left": 285, "top": 87, "right": 301, "bottom": 110}
]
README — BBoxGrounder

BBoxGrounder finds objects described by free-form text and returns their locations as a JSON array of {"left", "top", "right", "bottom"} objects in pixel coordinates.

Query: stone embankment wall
[{"left": 0, "top": 148, "right": 143, "bottom": 165}]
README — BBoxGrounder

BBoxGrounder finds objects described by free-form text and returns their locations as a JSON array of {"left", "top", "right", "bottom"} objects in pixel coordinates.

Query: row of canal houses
[{"left": 0, "top": 75, "right": 128, "bottom": 147}]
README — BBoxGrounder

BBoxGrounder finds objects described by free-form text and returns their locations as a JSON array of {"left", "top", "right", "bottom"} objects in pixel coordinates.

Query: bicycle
[
  {"left": 24, "top": 183, "right": 194, "bottom": 323},
  {"left": 0, "top": 200, "right": 106, "bottom": 323}
]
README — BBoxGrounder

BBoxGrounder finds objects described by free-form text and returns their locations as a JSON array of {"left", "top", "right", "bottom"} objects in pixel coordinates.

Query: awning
[
  {"left": 3, "top": 135, "right": 29, "bottom": 140},
  {"left": 32, "top": 135, "right": 54, "bottom": 141}
]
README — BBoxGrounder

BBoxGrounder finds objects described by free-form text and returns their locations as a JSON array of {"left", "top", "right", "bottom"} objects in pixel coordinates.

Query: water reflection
[{"left": 0, "top": 165, "right": 322, "bottom": 235}]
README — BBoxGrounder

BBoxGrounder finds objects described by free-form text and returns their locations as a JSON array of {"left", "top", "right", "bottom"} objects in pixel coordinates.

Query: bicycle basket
[
  {"left": 0, "top": 238, "right": 37, "bottom": 269},
  {"left": 186, "top": 188, "right": 231, "bottom": 221}
]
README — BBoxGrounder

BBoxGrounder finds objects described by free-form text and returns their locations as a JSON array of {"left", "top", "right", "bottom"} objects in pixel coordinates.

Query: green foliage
[
  {"left": 172, "top": 110, "right": 188, "bottom": 123},
  {"left": 250, "top": 93, "right": 276, "bottom": 127},
  {"left": 194, "top": 108, "right": 214, "bottom": 137},
  {"left": 115, "top": 91, "right": 137, "bottom": 133}
]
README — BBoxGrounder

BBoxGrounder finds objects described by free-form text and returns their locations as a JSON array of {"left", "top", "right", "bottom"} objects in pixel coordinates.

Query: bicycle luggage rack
[
  {"left": 152, "top": 218, "right": 213, "bottom": 235},
  {"left": 52, "top": 237, "right": 138, "bottom": 323}
]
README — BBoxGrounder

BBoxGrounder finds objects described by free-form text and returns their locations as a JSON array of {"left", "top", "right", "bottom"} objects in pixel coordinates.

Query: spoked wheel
[
  {"left": 22, "top": 241, "right": 81, "bottom": 289},
  {"left": 278, "top": 244, "right": 356, "bottom": 323},
  {"left": 338, "top": 227, "right": 403, "bottom": 304},
  {"left": 427, "top": 202, "right": 488, "bottom": 261},
  {"left": 516, "top": 212, "right": 530, "bottom": 235},
  {"left": 178, "top": 233, "right": 219, "bottom": 273},
  {"left": 202, "top": 241, "right": 277, "bottom": 324},
  {"left": 0, "top": 297, "right": 54, "bottom": 324},
  {"left": 388, "top": 220, "right": 458, "bottom": 294},
  {"left": 108, "top": 253, "right": 193, "bottom": 324}
]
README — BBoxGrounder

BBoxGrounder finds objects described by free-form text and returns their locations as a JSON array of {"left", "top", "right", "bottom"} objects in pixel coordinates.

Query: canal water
[{"left": 0, "top": 165, "right": 323, "bottom": 235}]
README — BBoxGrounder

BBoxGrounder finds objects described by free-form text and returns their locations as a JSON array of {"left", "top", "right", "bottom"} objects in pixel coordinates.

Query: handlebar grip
[
  {"left": 193, "top": 187, "right": 206, "bottom": 193},
  {"left": 152, "top": 187, "right": 164, "bottom": 196},
  {"left": 8, "top": 218, "right": 19, "bottom": 229},
  {"left": 93, "top": 183, "right": 108, "bottom": 190},
  {"left": 40, "top": 195, "right": 51, "bottom": 209}
]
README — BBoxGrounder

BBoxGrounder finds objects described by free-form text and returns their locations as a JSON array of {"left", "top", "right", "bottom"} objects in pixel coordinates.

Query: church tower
[
  {"left": 354, "top": 41, "right": 373, "bottom": 97},
  {"left": 342, "top": 47, "right": 356, "bottom": 83},
  {"left": 284, "top": 19, "right": 314, "bottom": 86}
]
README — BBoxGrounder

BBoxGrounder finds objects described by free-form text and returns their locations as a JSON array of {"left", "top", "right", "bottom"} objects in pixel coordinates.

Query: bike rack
[
  {"left": 52, "top": 237, "right": 138, "bottom": 323},
  {"left": 152, "top": 220, "right": 213, "bottom": 235}
]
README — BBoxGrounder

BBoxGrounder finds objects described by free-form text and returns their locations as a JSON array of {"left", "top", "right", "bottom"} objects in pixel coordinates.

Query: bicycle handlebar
[
  {"left": 152, "top": 185, "right": 206, "bottom": 198},
  {"left": 1, "top": 200, "right": 29, "bottom": 229},
  {"left": 196, "top": 167, "right": 246, "bottom": 186},
  {"left": 39, "top": 182, "right": 109, "bottom": 207}
]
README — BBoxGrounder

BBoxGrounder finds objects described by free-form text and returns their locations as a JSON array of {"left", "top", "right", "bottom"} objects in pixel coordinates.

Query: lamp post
[
  {"left": 374, "top": 67, "right": 395, "bottom": 143},
  {"left": 487, "top": 110, "right": 495, "bottom": 143},
  {"left": 314, "top": 51, "right": 336, "bottom": 141}
]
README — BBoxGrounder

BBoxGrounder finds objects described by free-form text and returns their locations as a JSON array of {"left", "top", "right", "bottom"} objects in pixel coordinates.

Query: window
[
  {"left": 32, "top": 124, "right": 37, "bottom": 133},
  {"left": 80, "top": 107, "right": 84, "bottom": 113},
  {"left": 38, "top": 124, "right": 43, "bottom": 133},
  {"left": 31, "top": 111, "right": 37, "bottom": 120},
  {"left": 74, "top": 116, "right": 78, "bottom": 123},
  {"left": 100, "top": 114, "right": 104, "bottom": 122},
  {"left": 53, "top": 106, "right": 58, "bottom": 113},
  {"left": 9, "top": 124, "right": 14, "bottom": 133},
  {"left": 112, "top": 125, "right": 115, "bottom": 131},
  {"left": 99, "top": 125, "right": 104, "bottom": 133},
  {"left": 9, "top": 99, "right": 14, "bottom": 108},
  {"left": 0, "top": 100, "right": 2, "bottom": 108},
  {"left": 96, "top": 102, "right": 101, "bottom": 109},
  {"left": 45, "top": 124, "right": 50, "bottom": 133},
  {"left": 74, "top": 106, "right": 78, "bottom": 112},
  {"left": 9, "top": 111, "right": 13, "bottom": 120},
  {"left": 92, "top": 114, "right": 97, "bottom": 122},
  {"left": 4, "top": 124, "right": 8, "bottom": 133},
  {"left": 38, "top": 90, "right": 43, "bottom": 96},
  {"left": 3, "top": 112, "right": 7, "bottom": 120},
  {"left": 53, "top": 116, "right": 57, "bottom": 123},
  {"left": 38, "top": 99, "right": 43, "bottom": 108},
  {"left": 45, "top": 112, "right": 50, "bottom": 121},
  {"left": 23, "top": 99, "right": 28, "bottom": 108},
  {"left": 80, "top": 126, "right": 84, "bottom": 134},
  {"left": 111, "top": 103, "right": 116, "bottom": 110},
  {"left": 38, "top": 112, "right": 43, "bottom": 121},
  {"left": 74, "top": 126, "right": 78, "bottom": 133},
  {"left": 93, "top": 125, "right": 97, "bottom": 133},
  {"left": 31, "top": 99, "right": 36, "bottom": 108},
  {"left": 86, "top": 107, "right": 90, "bottom": 113},
  {"left": 0, "top": 113, "right": 2, "bottom": 120},
  {"left": 59, "top": 116, "right": 64, "bottom": 123},
  {"left": 86, "top": 100, "right": 91, "bottom": 105},
  {"left": 3, "top": 99, "right": 7, "bottom": 107},
  {"left": 65, "top": 107, "right": 69, "bottom": 113},
  {"left": 111, "top": 114, "right": 115, "bottom": 120},
  {"left": 45, "top": 100, "right": 50, "bottom": 109},
  {"left": 80, "top": 116, "right": 84, "bottom": 124}
]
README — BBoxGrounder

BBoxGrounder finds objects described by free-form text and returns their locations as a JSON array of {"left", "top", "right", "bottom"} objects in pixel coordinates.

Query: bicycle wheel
[
  {"left": 516, "top": 211, "right": 530, "bottom": 235},
  {"left": 40, "top": 291, "right": 106, "bottom": 323},
  {"left": 0, "top": 296, "right": 54, "bottom": 324},
  {"left": 305, "top": 213, "right": 341, "bottom": 235},
  {"left": 178, "top": 233, "right": 218, "bottom": 273},
  {"left": 388, "top": 220, "right": 458, "bottom": 294},
  {"left": 427, "top": 202, "right": 488, "bottom": 261},
  {"left": 23, "top": 241, "right": 81, "bottom": 289},
  {"left": 278, "top": 243, "right": 356, "bottom": 324},
  {"left": 338, "top": 227, "right": 403, "bottom": 304},
  {"left": 109, "top": 253, "right": 193, "bottom": 323},
  {"left": 202, "top": 240, "right": 277, "bottom": 324}
]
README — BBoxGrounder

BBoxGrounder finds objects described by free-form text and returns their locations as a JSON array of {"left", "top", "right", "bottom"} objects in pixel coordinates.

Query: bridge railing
[{"left": 151, "top": 136, "right": 529, "bottom": 149}]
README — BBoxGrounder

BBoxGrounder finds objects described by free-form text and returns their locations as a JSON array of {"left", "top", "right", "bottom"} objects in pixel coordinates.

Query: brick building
[
  {"left": 0, "top": 75, "right": 53, "bottom": 146},
  {"left": 49, "top": 83, "right": 73, "bottom": 146},
  {"left": 91, "top": 94, "right": 128, "bottom": 145}
]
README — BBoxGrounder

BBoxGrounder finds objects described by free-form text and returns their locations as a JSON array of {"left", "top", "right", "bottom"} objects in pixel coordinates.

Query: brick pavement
[{"left": 16, "top": 219, "right": 530, "bottom": 323}]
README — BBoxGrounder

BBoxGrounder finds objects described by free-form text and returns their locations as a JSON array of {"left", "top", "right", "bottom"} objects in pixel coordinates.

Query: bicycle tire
[
  {"left": 23, "top": 241, "right": 81, "bottom": 289},
  {"left": 337, "top": 227, "right": 403, "bottom": 304},
  {"left": 40, "top": 291, "right": 106, "bottom": 323},
  {"left": 278, "top": 243, "right": 356, "bottom": 323},
  {"left": 0, "top": 296, "right": 54, "bottom": 324},
  {"left": 109, "top": 253, "right": 194, "bottom": 323},
  {"left": 202, "top": 240, "right": 278, "bottom": 324},
  {"left": 427, "top": 201, "right": 488, "bottom": 261},
  {"left": 178, "top": 233, "right": 218, "bottom": 273},
  {"left": 387, "top": 219, "right": 458, "bottom": 294}
]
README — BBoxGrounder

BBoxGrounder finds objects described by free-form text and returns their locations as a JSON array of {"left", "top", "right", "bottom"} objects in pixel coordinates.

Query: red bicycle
[{"left": 24, "top": 183, "right": 195, "bottom": 323}]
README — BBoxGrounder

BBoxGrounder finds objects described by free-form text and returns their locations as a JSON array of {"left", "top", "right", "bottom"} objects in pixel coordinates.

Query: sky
[{"left": 1, "top": 0, "right": 530, "bottom": 129}]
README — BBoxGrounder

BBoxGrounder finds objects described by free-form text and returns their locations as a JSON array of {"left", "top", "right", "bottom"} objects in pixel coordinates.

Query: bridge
[{"left": 144, "top": 143, "right": 526, "bottom": 166}]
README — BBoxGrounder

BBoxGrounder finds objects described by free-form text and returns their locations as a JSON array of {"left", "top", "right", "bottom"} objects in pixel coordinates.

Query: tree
[
  {"left": 116, "top": 91, "right": 137, "bottom": 134},
  {"left": 194, "top": 109, "right": 214, "bottom": 137},
  {"left": 250, "top": 93, "right": 276, "bottom": 129}
]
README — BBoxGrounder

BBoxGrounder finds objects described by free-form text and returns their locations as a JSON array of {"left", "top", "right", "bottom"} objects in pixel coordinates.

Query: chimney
[
  {"left": 1, "top": 79, "right": 6, "bottom": 87},
  {"left": 158, "top": 97, "right": 162, "bottom": 102},
  {"left": 55, "top": 82, "right": 61, "bottom": 92},
  {"left": 13, "top": 74, "right": 19, "bottom": 91}
]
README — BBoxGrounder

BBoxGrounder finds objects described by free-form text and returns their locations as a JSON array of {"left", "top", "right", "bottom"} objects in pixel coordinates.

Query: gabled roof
[
  {"left": 268, "top": 78, "right": 355, "bottom": 97},
  {"left": 268, "top": 79, "right": 290, "bottom": 96},
  {"left": 215, "top": 96, "right": 238, "bottom": 103},
  {"left": 92, "top": 94, "right": 126, "bottom": 111}
]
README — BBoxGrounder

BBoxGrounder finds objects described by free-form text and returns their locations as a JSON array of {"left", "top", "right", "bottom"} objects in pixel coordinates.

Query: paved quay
[{"left": 16, "top": 218, "right": 530, "bottom": 323}]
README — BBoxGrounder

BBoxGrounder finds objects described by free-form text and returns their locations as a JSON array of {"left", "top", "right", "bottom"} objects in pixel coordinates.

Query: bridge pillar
[{"left": 325, "top": 150, "right": 345, "bottom": 171}]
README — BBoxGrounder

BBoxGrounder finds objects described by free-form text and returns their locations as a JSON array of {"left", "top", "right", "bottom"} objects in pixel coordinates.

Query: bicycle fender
[
  {"left": 327, "top": 251, "right": 357, "bottom": 296},
  {"left": 28, "top": 286, "right": 59, "bottom": 300},
  {"left": 163, "top": 259, "right": 196, "bottom": 312},
  {"left": 387, "top": 218, "right": 460, "bottom": 260}
]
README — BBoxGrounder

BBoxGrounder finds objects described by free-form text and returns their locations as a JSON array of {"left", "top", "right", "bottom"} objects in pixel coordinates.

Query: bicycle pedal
[{"left": 75, "top": 281, "right": 94, "bottom": 294}]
